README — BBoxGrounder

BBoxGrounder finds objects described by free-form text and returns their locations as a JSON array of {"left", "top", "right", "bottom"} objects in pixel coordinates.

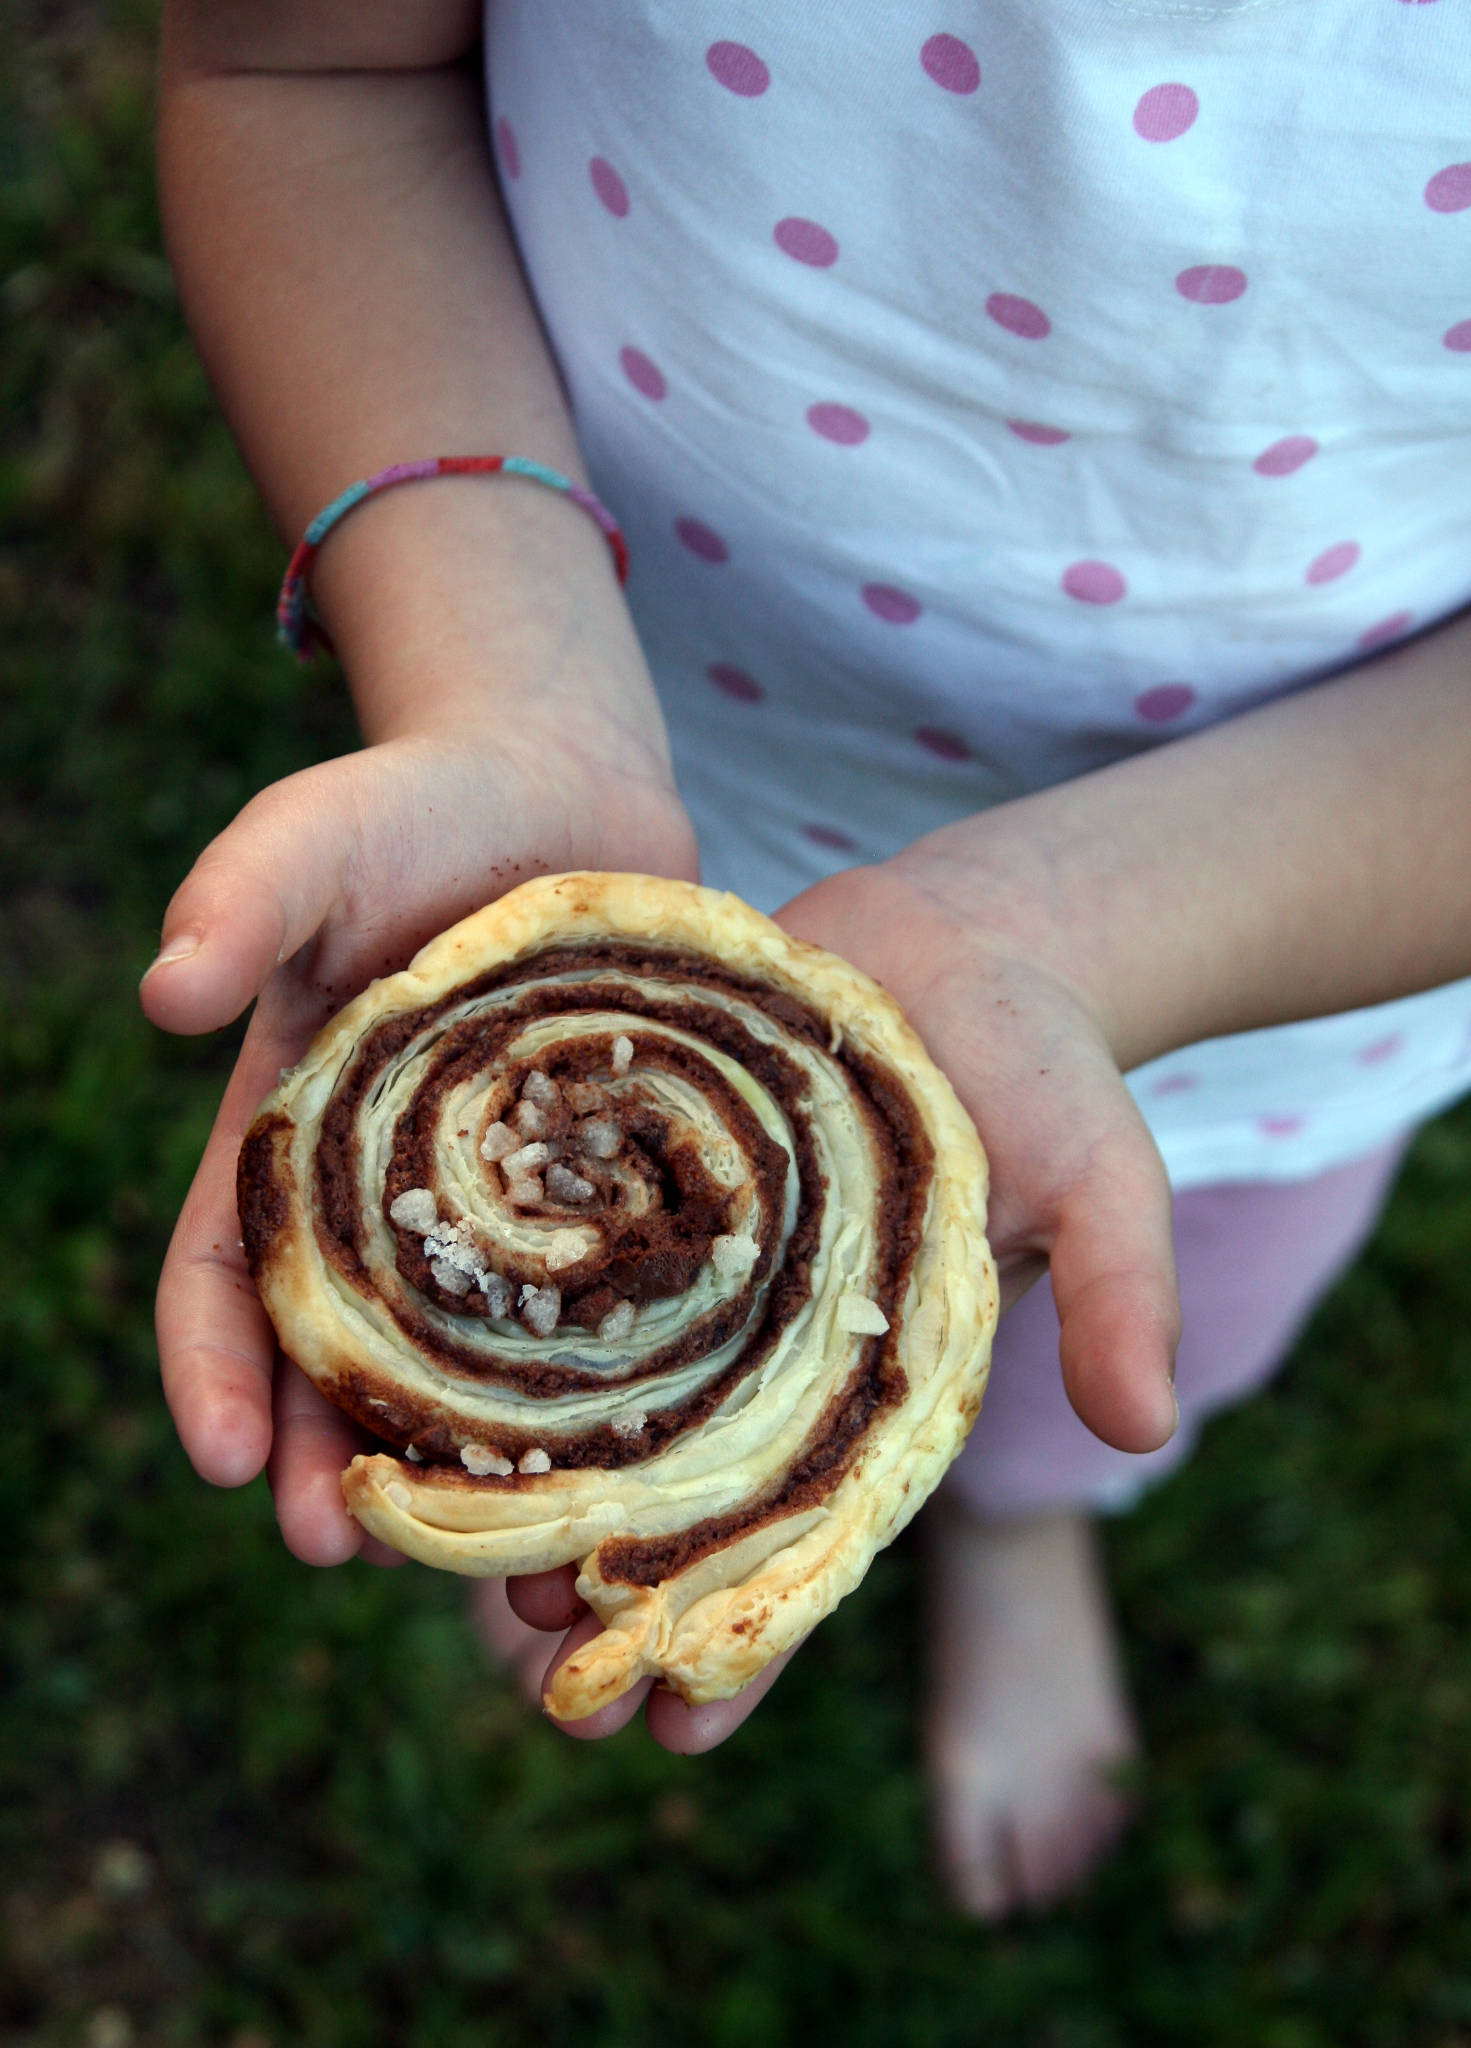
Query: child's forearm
[
  {"left": 157, "top": 4, "right": 656, "bottom": 751},
  {"left": 896, "top": 608, "right": 1471, "bottom": 1071}
]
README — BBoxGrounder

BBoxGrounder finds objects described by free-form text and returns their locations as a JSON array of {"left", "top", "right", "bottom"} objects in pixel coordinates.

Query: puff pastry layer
[{"left": 239, "top": 873, "right": 997, "bottom": 1718}]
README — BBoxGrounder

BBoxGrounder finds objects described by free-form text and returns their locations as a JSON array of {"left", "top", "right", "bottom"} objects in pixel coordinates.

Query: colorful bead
[{"left": 276, "top": 455, "right": 629, "bottom": 659}]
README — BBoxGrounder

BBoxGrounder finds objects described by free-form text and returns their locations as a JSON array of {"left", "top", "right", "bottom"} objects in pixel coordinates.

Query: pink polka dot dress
[{"left": 485, "top": 1, "right": 1471, "bottom": 1190}]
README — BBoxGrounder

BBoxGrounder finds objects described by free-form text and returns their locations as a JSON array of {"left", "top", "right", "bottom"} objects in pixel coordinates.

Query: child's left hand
[
  {"left": 775, "top": 854, "right": 1181, "bottom": 1455},
  {"left": 526, "top": 834, "right": 1183, "bottom": 1753},
  {"left": 518, "top": 619, "right": 1471, "bottom": 1749}
]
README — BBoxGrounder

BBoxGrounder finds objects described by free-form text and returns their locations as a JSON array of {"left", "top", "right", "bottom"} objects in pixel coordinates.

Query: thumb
[
  {"left": 1047, "top": 1114, "right": 1180, "bottom": 1454},
  {"left": 139, "top": 759, "right": 356, "bottom": 1035}
]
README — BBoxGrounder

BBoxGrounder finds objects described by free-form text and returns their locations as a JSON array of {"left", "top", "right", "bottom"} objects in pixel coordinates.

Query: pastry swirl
[{"left": 239, "top": 873, "right": 997, "bottom": 1717}]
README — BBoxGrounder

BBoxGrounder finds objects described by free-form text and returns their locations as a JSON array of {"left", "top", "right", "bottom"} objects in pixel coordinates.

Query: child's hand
[
  {"left": 141, "top": 711, "right": 697, "bottom": 1568},
  {"left": 776, "top": 856, "right": 1180, "bottom": 1457},
  {"left": 498, "top": 836, "right": 1182, "bottom": 1759}
]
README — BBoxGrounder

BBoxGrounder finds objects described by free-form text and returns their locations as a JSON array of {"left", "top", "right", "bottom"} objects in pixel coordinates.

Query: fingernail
[{"left": 143, "top": 933, "right": 201, "bottom": 978}]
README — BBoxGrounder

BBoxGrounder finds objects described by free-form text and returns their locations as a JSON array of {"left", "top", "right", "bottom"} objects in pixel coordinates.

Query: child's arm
[
  {"left": 145, "top": 3, "right": 695, "bottom": 1573},
  {"left": 563, "top": 614, "right": 1471, "bottom": 1756},
  {"left": 778, "top": 605, "right": 1471, "bottom": 1463},
  {"left": 154, "top": 1, "right": 658, "bottom": 759}
]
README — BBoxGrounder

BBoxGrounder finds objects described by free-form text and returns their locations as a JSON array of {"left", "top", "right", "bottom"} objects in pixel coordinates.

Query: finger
[
  {"left": 358, "top": 1534, "right": 409, "bottom": 1569},
  {"left": 1048, "top": 1127, "right": 1180, "bottom": 1454},
  {"left": 540, "top": 1611, "right": 655, "bottom": 1741},
  {"left": 506, "top": 1564, "right": 586, "bottom": 1633},
  {"left": 156, "top": 1182, "right": 275, "bottom": 1489},
  {"left": 643, "top": 1642, "right": 800, "bottom": 1755},
  {"left": 155, "top": 977, "right": 336, "bottom": 1488},
  {"left": 268, "top": 1360, "right": 367, "bottom": 1567},
  {"left": 139, "top": 762, "right": 360, "bottom": 1036},
  {"left": 469, "top": 1580, "right": 559, "bottom": 1704}
]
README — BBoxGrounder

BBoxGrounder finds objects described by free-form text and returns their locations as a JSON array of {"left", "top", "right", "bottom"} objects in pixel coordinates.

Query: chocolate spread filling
[
  {"left": 238, "top": 941, "right": 935, "bottom": 1559},
  {"left": 597, "top": 1033, "right": 929, "bottom": 1583},
  {"left": 238, "top": 1115, "right": 291, "bottom": 1272},
  {"left": 324, "top": 994, "right": 803, "bottom": 1402},
  {"left": 386, "top": 1028, "right": 782, "bottom": 1334}
]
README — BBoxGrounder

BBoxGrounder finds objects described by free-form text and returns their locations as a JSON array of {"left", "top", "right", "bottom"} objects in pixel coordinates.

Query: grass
[{"left": 4, "top": 8, "right": 1471, "bottom": 2044}]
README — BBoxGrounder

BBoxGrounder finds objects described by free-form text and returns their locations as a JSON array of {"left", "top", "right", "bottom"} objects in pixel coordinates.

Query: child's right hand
[{"left": 141, "top": 710, "right": 697, "bottom": 1567}]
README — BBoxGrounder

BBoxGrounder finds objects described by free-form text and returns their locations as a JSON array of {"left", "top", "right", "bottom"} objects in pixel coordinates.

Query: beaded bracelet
[{"left": 276, "top": 455, "right": 630, "bottom": 660}]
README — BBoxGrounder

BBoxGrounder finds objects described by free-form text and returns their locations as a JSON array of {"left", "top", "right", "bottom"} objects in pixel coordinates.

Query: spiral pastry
[{"left": 239, "top": 873, "right": 997, "bottom": 1718}]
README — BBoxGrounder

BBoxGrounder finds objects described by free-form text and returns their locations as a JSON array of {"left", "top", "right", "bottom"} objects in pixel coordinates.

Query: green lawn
[{"left": 4, "top": 9, "right": 1471, "bottom": 2044}]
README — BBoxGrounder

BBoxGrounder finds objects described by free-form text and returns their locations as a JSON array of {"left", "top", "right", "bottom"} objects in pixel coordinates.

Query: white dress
[{"left": 484, "top": 0, "right": 1471, "bottom": 1190}]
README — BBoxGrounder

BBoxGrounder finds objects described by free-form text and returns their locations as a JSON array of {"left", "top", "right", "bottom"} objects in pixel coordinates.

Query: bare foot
[
  {"left": 468, "top": 1578, "right": 553, "bottom": 1706},
  {"left": 925, "top": 1497, "right": 1138, "bottom": 1919}
]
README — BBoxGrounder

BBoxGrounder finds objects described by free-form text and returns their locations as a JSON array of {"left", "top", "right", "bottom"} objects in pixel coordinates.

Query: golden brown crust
[{"left": 239, "top": 872, "right": 998, "bottom": 1717}]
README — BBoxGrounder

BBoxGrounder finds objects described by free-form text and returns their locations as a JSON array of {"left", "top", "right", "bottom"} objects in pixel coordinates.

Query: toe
[
  {"left": 945, "top": 1826, "right": 1018, "bottom": 1921},
  {"left": 929, "top": 1751, "right": 1137, "bottom": 1920},
  {"left": 1013, "top": 1813, "right": 1081, "bottom": 1914},
  {"left": 928, "top": 1755, "right": 1022, "bottom": 1920},
  {"left": 1013, "top": 1776, "right": 1136, "bottom": 1913}
]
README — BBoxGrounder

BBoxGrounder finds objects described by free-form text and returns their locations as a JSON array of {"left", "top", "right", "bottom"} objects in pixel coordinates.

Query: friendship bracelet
[{"left": 276, "top": 455, "right": 631, "bottom": 660}]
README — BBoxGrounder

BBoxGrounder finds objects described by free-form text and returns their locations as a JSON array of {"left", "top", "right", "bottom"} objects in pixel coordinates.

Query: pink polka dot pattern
[
  {"left": 1176, "top": 264, "right": 1248, "bottom": 304},
  {"left": 1444, "top": 319, "right": 1471, "bottom": 352},
  {"left": 1133, "top": 84, "right": 1199, "bottom": 143},
  {"left": 921, "top": 33, "right": 981, "bottom": 95},
  {"left": 1305, "top": 541, "right": 1361, "bottom": 585},
  {"left": 707, "top": 663, "right": 764, "bottom": 703},
  {"left": 589, "top": 157, "right": 630, "bottom": 217},
  {"left": 1007, "top": 420, "right": 1070, "bottom": 445},
  {"left": 803, "top": 822, "right": 858, "bottom": 853},
  {"left": 1424, "top": 162, "right": 1471, "bottom": 213},
  {"left": 496, "top": 117, "right": 521, "bottom": 180},
  {"left": 774, "top": 217, "right": 839, "bottom": 267},
  {"left": 1062, "top": 560, "right": 1127, "bottom": 605},
  {"left": 1149, "top": 1072, "right": 1199, "bottom": 1097},
  {"left": 986, "top": 292, "right": 1051, "bottom": 339},
  {"left": 674, "top": 516, "right": 729, "bottom": 564},
  {"left": 914, "top": 725, "right": 970, "bottom": 761},
  {"left": 1258, "top": 1113, "right": 1307, "bottom": 1138},
  {"left": 706, "top": 41, "right": 770, "bottom": 96},
  {"left": 1358, "top": 1032, "right": 1406, "bottom": 1065},
  {"left": 861, "top": 583, "right": 922, "bottom": 624},
  {"left": 1253, "top": 435, "right": 1318, "bottom": 477},
  {"left": 619, "top": 347, "right": 667, "bottom": 401},
  {"left": 806, "top": 403, "right": 871, "bottom": 445},
  {"left": 1358, "top": 611, "right": 1413, "bottom": 650},
  {"left": 1134, "top": 683, "right": 1196, "bottom": 723}
]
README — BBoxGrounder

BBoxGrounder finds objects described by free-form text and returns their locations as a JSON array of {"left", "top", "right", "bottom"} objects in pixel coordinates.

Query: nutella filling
[{"left": 238, "top": 940, "right": 934, "bottom": 1536}]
